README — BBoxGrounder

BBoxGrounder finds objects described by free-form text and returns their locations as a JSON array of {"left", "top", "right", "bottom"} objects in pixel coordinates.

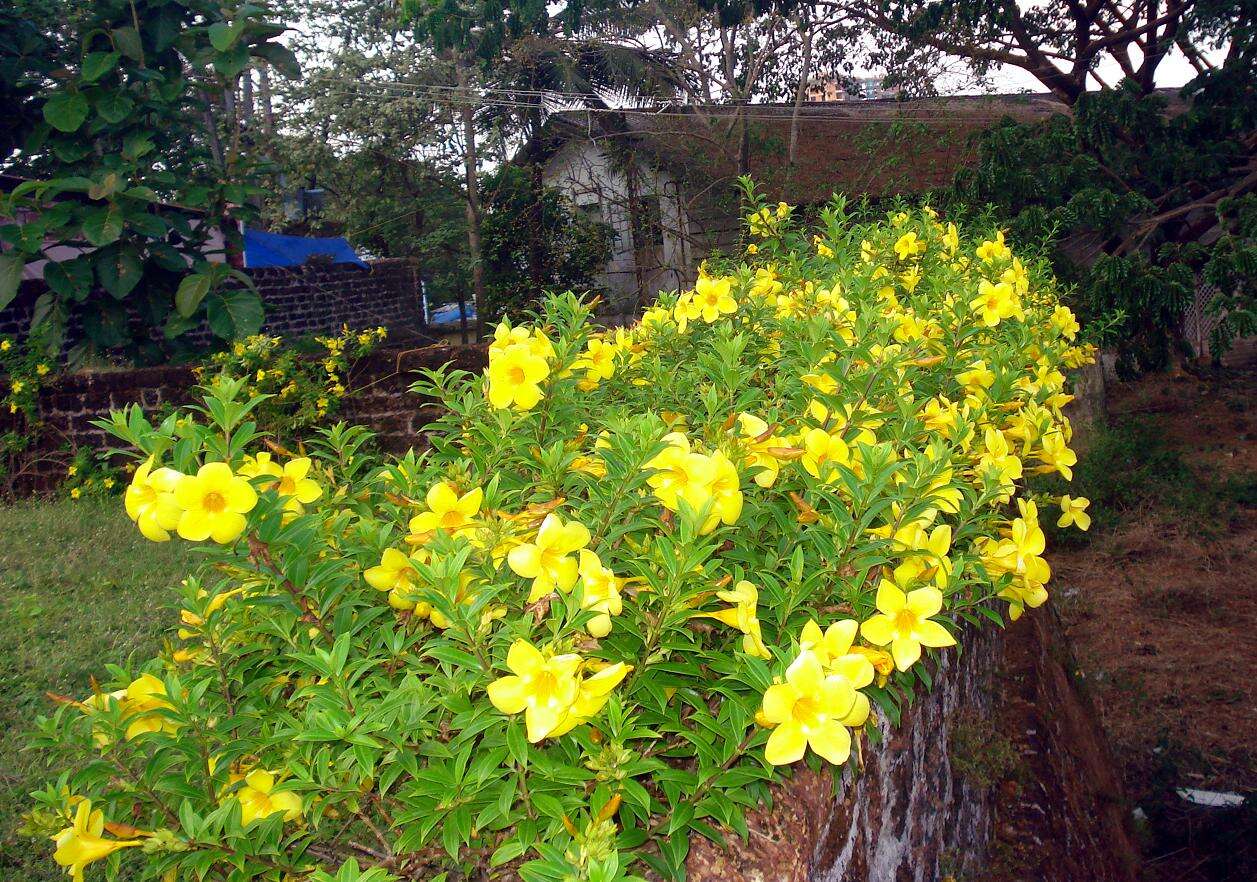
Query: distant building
[
  {"left": 805, "top": 76, "right": 901, "bottom": 102},
  {"left": 519, "top": 94, "right": 1063, "bottom": 310}
]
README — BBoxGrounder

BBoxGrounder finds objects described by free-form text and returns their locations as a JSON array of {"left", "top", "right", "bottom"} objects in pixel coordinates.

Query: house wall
[{"left": 542, "top": 141, "right": 692, "bottom": 311}]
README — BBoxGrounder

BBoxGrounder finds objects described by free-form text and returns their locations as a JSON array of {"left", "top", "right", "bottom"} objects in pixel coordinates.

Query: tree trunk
[
  {"left": 788, "top": 19, "right": 814, "bottom": 170},
  {"left": 527, "top": 104, "right": 546, "bottom": 300},
  {"left": 456, "top": 58, "right": 486, "bottom": 342},
  {"left": 257, "top": 63, "right": 275, "bottom": 140},
  {"left": 241, "top": 66, "right": 255, "bottom": 126}
]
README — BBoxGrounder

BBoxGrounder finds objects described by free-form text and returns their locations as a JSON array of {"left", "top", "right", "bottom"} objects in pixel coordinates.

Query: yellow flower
[
  {"left": 577, "top": 549, "right": 624, "bottom": 637},
  {"left": 1058, "top": 495, "right": 1091, "bottom": 531},
  {"left": 408, "top": 481, "right": 483, "bottom": 537},
  {"left": 1051, "top": 305, "right": 1080, "bottom": 340},
  {"left": 703, "top": 580, "right": 771, "bottom": 659},
  {"left": 36, "top": 363, "right": 50, "bottom": 376},
  {"left": 690, "top": 275, "right": 737, "bottom": 323},
  {"left": 547, "top": 661, "right": 633, "bottom": 737},
  {"left": 11, "top": 379, "right": 25, "bottom": 394},
  {"left": 975, "top": 230, "right": 1011, "bottom": 263},
  {"left": 1035, "top": 431, "right": 1077, "bottom": 481},
  {"left": 800, "top": 427, "right": 849, "bottom": 482},
  {"left": 121, "top": 673, "right": 178, "bottom": 739},
  {"left": 52, "top": 799, "right": 144, "bottom": 882},
  {"left": 893, "top": 232, "right": 925, "bottom": 262},
  {"left": 573, "top": 337, "right": 618, "bottom": 387},
  {"left": 271, "top": 457, "right": 322, "bottom": 513},
  {"left": 173, "top": 463, "right": 257, "bottom": 543},
  {"left": 760, "top": 651, "right": 858, "bottom": 765},
  {"left": 737, "top": 413, "right": 784, "bottom": 488},
  {"left": 969, "top": 279, "right": 1018, "bottom": 328},
  {"left": 507, "top": 512, "right": 591, "bottom": 602},
  {"left": 892, "top": 524, "right": 953, "bottom": 589},
  {"left": 124, "top": 458, "right": 183, "bottom": 542},
  {"left": 859, "top": 580, "right": 955, "bottom": 671},
  {"left": 487, "top": 342, "right": 550, "bottom": 411},
  {"left": 0, "top": 339, "right": 10, "bottom": 351},
  {"left": 233, "top": 769, "right": 303, "bottom": 826},
  {"left": 797, "top": 619, "right": 875, "bottom": 726},
  {"left": 365, "top": 548, "right": 428, "bottom": 613},
  {"left": 486, "top": 640, "right": 583, "bottom": 742}
]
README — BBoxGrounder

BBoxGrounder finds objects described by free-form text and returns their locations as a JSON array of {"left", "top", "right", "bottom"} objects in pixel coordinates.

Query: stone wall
[
  {"left": 2, "top": 343, "right": 488, "bottom": 495},
  {"left": 0, "top": 258, "right": 426, "bottom": 349},
  {"left": 688, "top": 612, "right": 1140, "bottom": 882}
]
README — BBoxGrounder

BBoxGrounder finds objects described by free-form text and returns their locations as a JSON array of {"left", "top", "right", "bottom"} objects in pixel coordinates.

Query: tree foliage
[
  {"left": 852, "top": 0, "right": 1256, "bottom": 369},
  {"left": 0, "top": 0, "right": 298, "bottom": 361}
]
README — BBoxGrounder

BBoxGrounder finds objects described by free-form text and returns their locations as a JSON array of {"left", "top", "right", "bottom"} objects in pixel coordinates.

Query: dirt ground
[{"left": 1013, "top": 358, "right": 1257, "bottom": 881}]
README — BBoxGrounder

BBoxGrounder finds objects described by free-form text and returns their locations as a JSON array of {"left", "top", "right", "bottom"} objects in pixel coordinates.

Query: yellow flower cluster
[{"left": 124, "top": 455, "right": 321, "bottom": 544}]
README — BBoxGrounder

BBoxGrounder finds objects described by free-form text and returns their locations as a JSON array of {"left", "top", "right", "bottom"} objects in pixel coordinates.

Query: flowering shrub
[
  {"left": 25, "top": 190, "right": 1094, "bottom": 882},
  {"left": 195, "top": 325, "right": 388, "bottom": 439}
]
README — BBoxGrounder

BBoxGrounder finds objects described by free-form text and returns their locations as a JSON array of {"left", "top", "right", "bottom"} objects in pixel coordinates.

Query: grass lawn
[{"left": 0, "top": 496, "right": 193, "bottom": 882}]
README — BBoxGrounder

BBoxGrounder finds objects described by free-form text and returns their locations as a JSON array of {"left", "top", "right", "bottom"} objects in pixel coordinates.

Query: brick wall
[
  {"left": 2, "top": 343, "right": 488, "bottom": 495},
  {"left": 0, "top": 258, "right": 427, "bottom": 350}
]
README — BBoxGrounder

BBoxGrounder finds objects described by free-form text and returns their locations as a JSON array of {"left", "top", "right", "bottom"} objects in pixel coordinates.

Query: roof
[{"left": 527, "top": 93, "right": 1069, "bottom": 206}]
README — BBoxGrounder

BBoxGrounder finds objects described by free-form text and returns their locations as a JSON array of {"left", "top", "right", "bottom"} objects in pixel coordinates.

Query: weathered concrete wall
[{"left": 688, "top": 612, "right": 1139, "bottom": 882}]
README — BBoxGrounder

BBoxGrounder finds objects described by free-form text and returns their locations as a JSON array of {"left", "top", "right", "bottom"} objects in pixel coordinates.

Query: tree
[
  {"left": 0, "top": 0, "right": 299, "bottom": 362},
  {"left": 840, "top": 0, "right": 1256, "bottom": 368},
  {"left": 479, "top": 164, "right": 614, "bottom": 322}
]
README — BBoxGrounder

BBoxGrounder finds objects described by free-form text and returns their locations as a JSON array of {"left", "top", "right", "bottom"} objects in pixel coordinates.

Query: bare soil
[{"left": 988, "top": 359, "right": 1257, "bottom": 881}]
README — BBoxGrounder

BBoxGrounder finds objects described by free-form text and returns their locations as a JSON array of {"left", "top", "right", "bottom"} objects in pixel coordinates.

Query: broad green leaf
[
  {"left": 111, "top": 27, "right": 143, "bottom": 61},
  {"left": 80, "top": 51, "right": 120, "bottom": 83},
  {"left": 44, "top": 258, "right": 93, "bottom": 302},
  {"left": 95, "top": 92, "right": 134, "bottom": 124},
  {"left": 43, "top": 92, "right": 89, "bottom": 133},
  {"left": 0, "top": 253, "right": 24, "bottom": 310},
  {"left": 206, "top": 287, "right": 264, "bottom": 338},
  {"left": 175, "top": 272, "right": 212, "bottom": 317},
  {"left": 97, "top": 246, "right": 144, "bottom": 299},
  {"left": 81, "top": 204, "right": 124, "bottom": 246},
  {"left": 208, "top": 20, "right": 245, "bottom": 52}
]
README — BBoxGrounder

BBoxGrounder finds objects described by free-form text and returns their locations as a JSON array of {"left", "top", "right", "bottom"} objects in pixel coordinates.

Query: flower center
[
  {"left": 277, "top": 477, "right": 296, "bottom": 495},
  {"left": 507, "top": 365, "right": 527, "bottom": 385},
  {"left": 895, "top": 608, "right": 918, "bottom": 633},
  {"left": 203, "top": 491, "right": 227, "bottom": 513},
  {"left": 792, "top": 695, "right": 821, "bottom": 728}
]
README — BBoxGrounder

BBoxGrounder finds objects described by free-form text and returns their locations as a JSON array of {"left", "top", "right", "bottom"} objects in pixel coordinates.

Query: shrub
[{"left": 22, "top": 188, "right": 1094, "bottom": 882}]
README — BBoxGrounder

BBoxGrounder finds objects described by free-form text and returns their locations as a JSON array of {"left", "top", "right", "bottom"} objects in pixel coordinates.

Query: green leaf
[
  {"left": 208, "top": 20, "right": 245, "bottom": 52},
  {"left": 254, "top": 42, "right": 301, "bottom": 79},
  {"left": 44, "top": 258, "right": 93, "bottom": 302},
  {"left": 83, "top": 299, "right": 130, "bottom": 348},
  {"left": 95, "top": 92, "right": 134, "bottom": 124},
  {"left": 80, "top": 51, "right": 120, "bottom": 83},
  {"left": 81, "top": 205, "right": 124, "bottom": 246},
  {"left": 111, "top": 27, "right": 143, "bottom": 61},
  {"left": 43, "top": 92, "right": 89, "bottom": 133},
  {"left": 175, "top": 272, "right": 212, "bottom": 317},
  {"left": 0, "top": 253, "right": 24, "bottom": 310},
  {"left": 97, "top": 246, "right": 144, "bottom": 299},
  {"left": 205, "top": 286, "right": 264, "bottom": 339}
]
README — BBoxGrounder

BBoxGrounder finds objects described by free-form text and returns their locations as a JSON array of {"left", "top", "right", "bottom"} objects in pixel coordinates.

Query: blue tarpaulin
[
  {"left": 427, "top": 301, "right": 476, "bottom": 326},
  {"left": 243, "top": 227, "right": 368, "bottom": 269}
]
